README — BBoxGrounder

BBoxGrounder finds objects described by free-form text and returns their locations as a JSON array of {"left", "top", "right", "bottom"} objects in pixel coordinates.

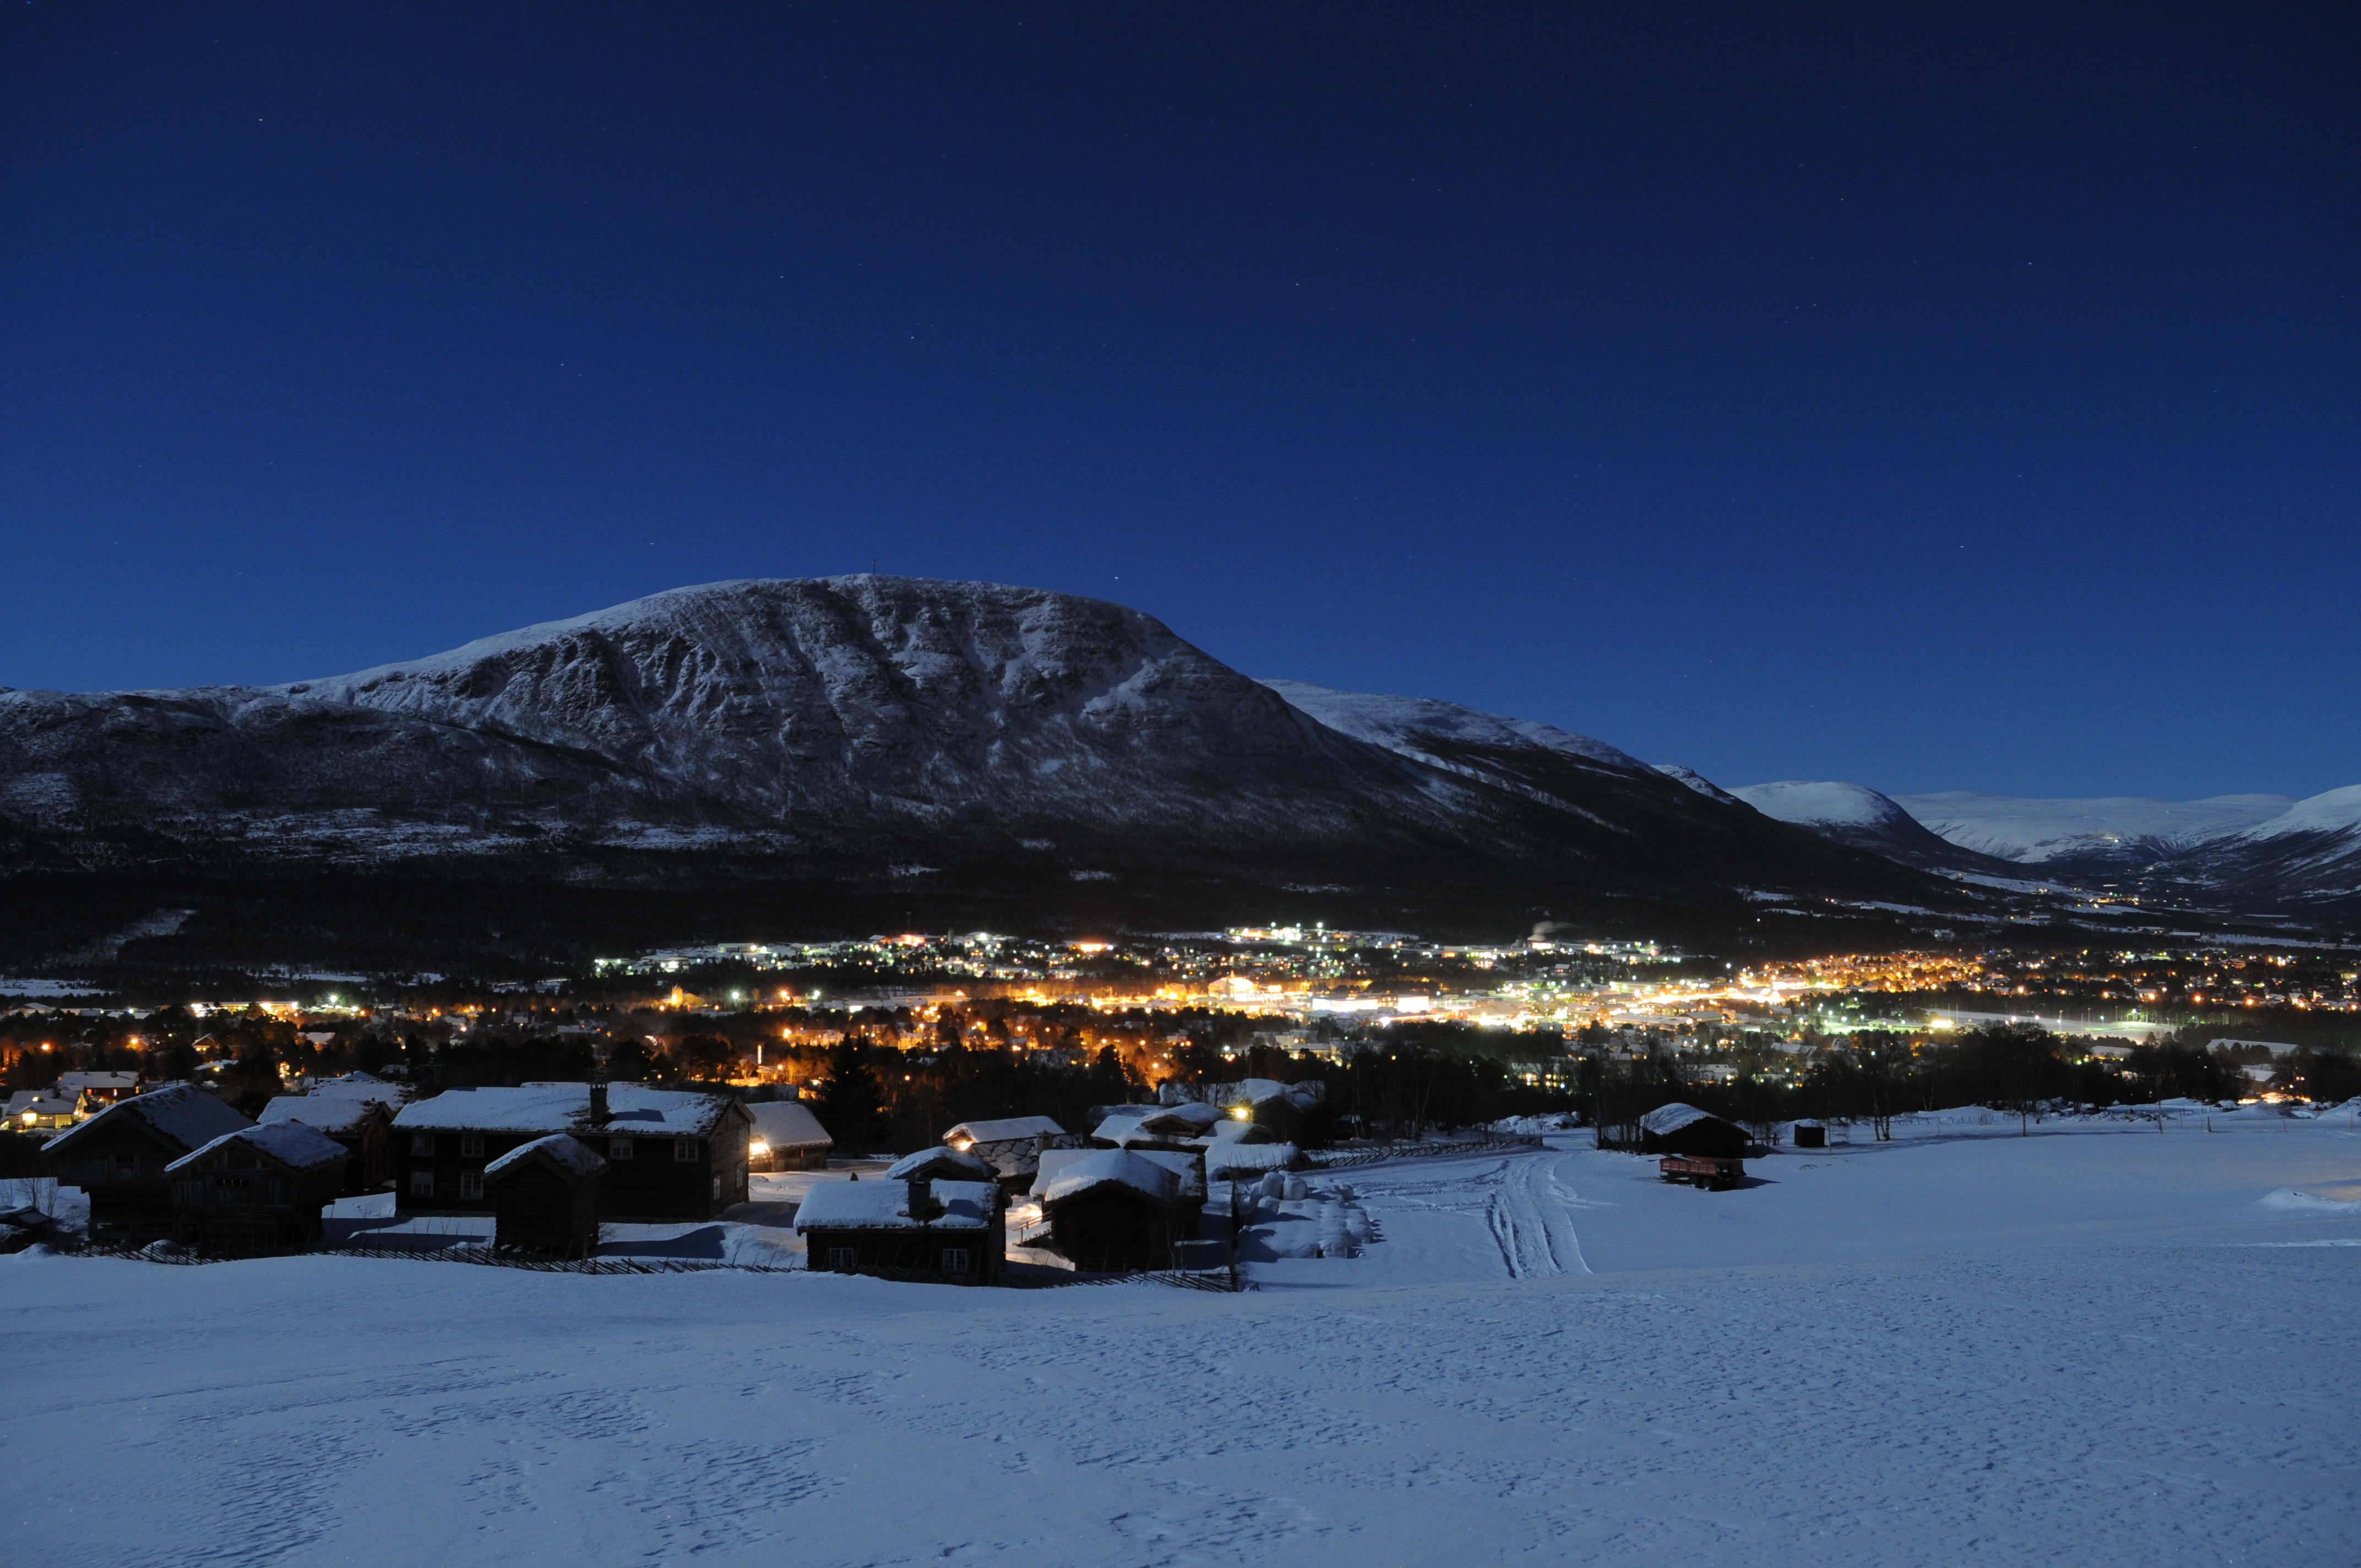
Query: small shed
[
  {"left": 795, "top": 1174, "right": 1003, "bottom": 1284},
  {"left": 747, "top": 1099, "right": 833, "bottom": 1171},
  {"left": 1638, "top": 1103, "right": 1750, "bottom": 1158},
  {"left": 166, "top": 1123, "right": 350, "bottom": 1255},
  {"left": 40, "top": 1085, "right": 256, "bottom": 1243},
  {"left": 1036, "top": 1149, "right": 1183, "bottom": 1272},
  {"left": 484, "top": 1134, "right": 607, "bottom": 1257}
]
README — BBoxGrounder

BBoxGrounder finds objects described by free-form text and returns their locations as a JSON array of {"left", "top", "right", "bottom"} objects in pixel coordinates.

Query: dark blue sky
[{"left": 5, "top": 4, "right": 2355, "bottom": 800}]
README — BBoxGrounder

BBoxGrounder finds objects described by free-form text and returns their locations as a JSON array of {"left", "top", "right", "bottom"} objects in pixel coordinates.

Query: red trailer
[{"left": 1658, "top": 1154, "right": 1744, "bottom": 1191}]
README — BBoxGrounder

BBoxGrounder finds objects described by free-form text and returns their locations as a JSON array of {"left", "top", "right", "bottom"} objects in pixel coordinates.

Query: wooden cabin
[
  {"left": 746, "top": 1099, "right": 833, "bottom": 1171},
  {"left": 884, "top": 1146, "right": 997, "bottom": 1185},
  {"left": 259, "top": 1092, "right": 397, "bottom": 1194},
  {"left": 942, "top": 1115, "right": 1081, "bottom": 1193},
  {"left": 390, "top": 1082, "right": 750, "bottom": 1223},
  {"left": 485, "top": 1134, "right": 607, "bottom": 1257},
  {"left": 795, "top": 1173, "right": 1004, "bottom": 1284},
  {"left": 165, "top": 1123, "right": 350, "bottom": 1255},
  {"left": 39, "top": 1085, "right": 255, "bottom": 1243},
  {"left": 1638, "top": 1103, "right": 1751, "bottom": 1158},
  {"left": 1036, "top": 1149, "right": 1184, "bottom": 1272}
]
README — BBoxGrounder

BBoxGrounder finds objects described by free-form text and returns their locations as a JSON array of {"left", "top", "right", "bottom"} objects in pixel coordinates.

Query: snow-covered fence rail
[{"left": 1307, "top": 1131, "right": 1543, "bottom": 1171}]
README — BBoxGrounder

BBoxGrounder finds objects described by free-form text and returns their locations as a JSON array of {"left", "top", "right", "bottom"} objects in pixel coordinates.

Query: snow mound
[{"left": 2257, "top": 1187, "right": 2361, "bottom": 1215}]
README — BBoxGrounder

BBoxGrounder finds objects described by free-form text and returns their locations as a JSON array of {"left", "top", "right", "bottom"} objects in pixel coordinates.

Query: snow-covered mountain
[
  {"left": 2166, "top": 786, "right": 2361, "bottom": 908},
  {"left": 1891, "top": 791, "right": 2297, "bottom": 875},
  {"left": 1729, "top": 781, "right": 2017, "bottom": 875},
  {"left": 0, "top": 576, "right": 1972, "bottom": 954}
]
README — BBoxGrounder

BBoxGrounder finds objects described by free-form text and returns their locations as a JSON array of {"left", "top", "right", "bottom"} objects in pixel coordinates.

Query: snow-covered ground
[{"left": 5, "top": 1111, "right": 2357, "bottom": 1566}]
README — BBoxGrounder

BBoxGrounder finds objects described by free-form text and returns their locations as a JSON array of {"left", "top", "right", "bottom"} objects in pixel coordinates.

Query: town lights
[{"left": 951, "top": 1139, "right": 974, "bottom": 1152}]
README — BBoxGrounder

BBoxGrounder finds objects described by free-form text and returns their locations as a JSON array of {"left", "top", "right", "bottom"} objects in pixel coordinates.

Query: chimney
[
  {"left": 589, "top": 1080, "right": 610, "bottom": 1126},
  {"left": 905, "top": 1175, "right": 938, "bottom": 1224}
]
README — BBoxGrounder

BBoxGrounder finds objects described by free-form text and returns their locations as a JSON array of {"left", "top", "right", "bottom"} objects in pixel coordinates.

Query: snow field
[{"left": 3, "top": 1115, "right": 2357, "bottom": 1567}]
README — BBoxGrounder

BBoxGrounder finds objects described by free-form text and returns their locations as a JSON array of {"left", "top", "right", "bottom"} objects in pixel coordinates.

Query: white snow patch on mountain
[
  {"left": 1259, "top": 680, "right": 1645, "bottom": 771},
  {"left": 2236, "top": 784, "right": 2361, "bottom": 841},
  {"left": 1652, "top": 764, "right": 1738, "bottom": 803},
  {"left": 1732, "top": 779, "right": 1918, "bottom": 830}
]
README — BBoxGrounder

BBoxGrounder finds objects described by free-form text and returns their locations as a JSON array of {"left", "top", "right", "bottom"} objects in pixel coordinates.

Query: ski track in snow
[{"left": 5, "top": 1121, "right": 2359, "bottom": 1567}]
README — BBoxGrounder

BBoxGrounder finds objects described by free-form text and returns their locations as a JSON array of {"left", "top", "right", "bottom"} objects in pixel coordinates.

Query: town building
[
  {"left": 1638, "top": 1102, "right": 1750, "bottom": 1158},
  {"left": 793, "top": 1171, "right": 1003, "bottom": 1284},
  {"left": 259, "top": 1084, "right": 400, "bottom": 1194},
  {"left": 746, "top": 1099, "right": 833, "bottom": 1170},
  {"left": 391, "top": 1082, "right": 750, "bottom": 1222},
  {"left": 484, "top": 1134, "right": 607, "bottom": 1257},
  {"left": 39, "top": 1085, "right": 257, "bottom": 1243},
  {"left": 1034, "top": 1148, "right": 1188, "bottom": 1272},
  {"left": 165, "top": 1124, "right": 350, "bottom": 1255}
]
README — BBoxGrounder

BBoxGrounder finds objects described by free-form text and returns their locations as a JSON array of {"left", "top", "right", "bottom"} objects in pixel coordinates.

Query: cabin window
[
  {"left": 940, "top": 1248, "right": 970, "bottom": 1275},
  {"left": 674, "top": 1139, "right": 699, "bottom": 1163},
  {"left": 459, "top": 1133, "right": 485, "bottom": 1157},
  {"left": 410, "top": 1133, "right": 435, "bottom": 1155},
  {"left": 609, "top": 1139, "right": 634, "bottom": 1160},
  {"left": 459, "top": 1172, "right": 484, "bottom": 1200},
  {"left": 825, "top": 1247, "right": 855, "bottom": 1271},
  {"left": 113, "top": 1153, "right": 136, "bottom": 1173},
  {"left": 409, "top": 1170, "right": 434, "bottom": 1197}
]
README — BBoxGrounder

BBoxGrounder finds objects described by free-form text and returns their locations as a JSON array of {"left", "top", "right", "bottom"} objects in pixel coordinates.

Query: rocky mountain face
[{"left": 0, "top": 576, "right": 1988, "bottom": 961}]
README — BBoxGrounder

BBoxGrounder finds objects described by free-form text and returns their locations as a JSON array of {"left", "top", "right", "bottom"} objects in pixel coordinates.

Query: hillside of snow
[{"left": 6, "top": 1109, "right": 2355, "bottom": 1566}]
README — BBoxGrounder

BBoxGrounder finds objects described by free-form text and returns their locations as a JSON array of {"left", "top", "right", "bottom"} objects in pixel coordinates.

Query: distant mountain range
[
  {"left": 0, "top": 575, "right": 2348, "bottom": 972},
  {"left": 1725, "top": 777, "right": 2361, "bottom": 917}
]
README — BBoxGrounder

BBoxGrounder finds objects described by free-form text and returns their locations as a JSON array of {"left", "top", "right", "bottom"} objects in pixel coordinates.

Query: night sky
[{"left": 4, "top": 5, "right": 2355, "bottom": 801}]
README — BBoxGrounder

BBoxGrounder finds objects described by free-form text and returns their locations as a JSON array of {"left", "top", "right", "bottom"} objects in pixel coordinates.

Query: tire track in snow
[{"left": 1486, "top": 1153, "right": 1591, "bottom": 1278}]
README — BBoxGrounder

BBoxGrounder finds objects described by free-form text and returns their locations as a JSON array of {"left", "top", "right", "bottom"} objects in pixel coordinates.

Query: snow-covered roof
[
  {"left": 1208, "top": 1118, "right": 1274, "bottom": 1143},
  {"left": 392, "top": 1084, "right": 739, "bottom": 1137},
  {"left": 259, "top": 1095, "right": 386, "bottom": 1134},
  {"left": 792, "top": 1177, "right": 996, "bottom": 1232},
  {"left": 6, "top": 1090, "right": 76, "bottom": 1116},
  {"left": 747, "top": 1100, "right": 833, "bottom": 1148},
  {"left": 1202, "top": 1142, "right": 1299, "bottom": 1179},
  {"left": 485, "top": 1133, "right": 607, "bottom": 1180},
  {"left": 167, "top": 1121, "right": 351, "bottom": 1174},
  {"left": 44, "top": 1083, "right": 253, "bottom": 1157},
  {"left": 1040, "top": 1145, "right": 1203, "bottom": 1202},
  {"left": 944, "top": 1115, "right": 1065, "bottom": 1145},
  {"left": 1036, "top": 1149, "right": 1178, "bottom": 1207},
  {"left": 303, "top": 1072, "right": 405, "bottom": 1104},
  {"left": 58, "top": 1071, "right": 139, "bottom": 1092},
  {"left": 1092, "top": 1106, "right": 1209, "bottom": 1144},
  {"left": 1640, "top": 1102, "right": 1720, "bottom": 1137},
  {"left": 885, "top": 1147, "right": 994, "bottom": 1183}
]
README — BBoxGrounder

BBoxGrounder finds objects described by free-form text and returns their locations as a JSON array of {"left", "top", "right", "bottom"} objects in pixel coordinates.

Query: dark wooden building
[
  {"left": 165, "top": 1123, "right": 350, "bottom": 1255},
  {"left": 1036, "top": 1149, "right": 1185, "bottom": 1272},
  {"left": 485, "top": 1134, "right": 607, "bottom": 1257},
  {"left": 746, "top": 1099, "right": 833, "bottom": 1172},
  {"left": 259, "top": 1092, "right": 397, "bottom": 1194},
  {"left": 390, "top": 1082, "right": 750, "bottom": 1223},
  {"left": 794, "top": 1173, "right": 1004, "bottom": 1284},
  {"left": 39, "top": 1085, "right": 255, "bottom": 1244},
  {"left": 1639, "top": 1102, "right": 1751, "bottom": 1158}
]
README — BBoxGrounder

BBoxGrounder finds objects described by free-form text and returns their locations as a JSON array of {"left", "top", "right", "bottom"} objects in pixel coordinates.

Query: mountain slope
[
  {"left": 0, "top": 576, "right": 1997, "bottom": 957},
  {"left": 2166, "top": 786, "right": 2361, "bottom": 911},
  {"left": 1730, "top": 781, "right": 2022, "bottom": 876}
]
